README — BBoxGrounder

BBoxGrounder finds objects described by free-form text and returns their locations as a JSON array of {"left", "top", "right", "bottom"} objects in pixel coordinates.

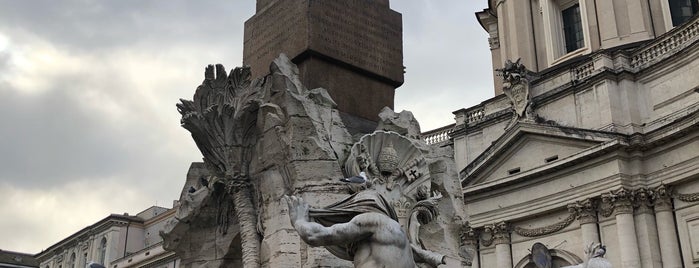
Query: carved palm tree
[{"left": 177, "top": 64, "right": 261, "bottom": 268}]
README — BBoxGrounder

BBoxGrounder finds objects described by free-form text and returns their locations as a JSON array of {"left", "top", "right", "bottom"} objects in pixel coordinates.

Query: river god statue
[{"left": 284, "top": 193, "right": 445, "bottom": 267}]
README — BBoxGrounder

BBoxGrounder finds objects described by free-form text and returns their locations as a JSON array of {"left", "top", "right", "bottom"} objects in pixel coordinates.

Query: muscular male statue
[{"left": 284, "top": 195, "right": 445, "bottom": 268}]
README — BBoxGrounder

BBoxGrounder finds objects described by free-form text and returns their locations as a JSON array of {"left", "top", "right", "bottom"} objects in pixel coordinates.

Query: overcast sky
[{"left": 0, "top": 0, "right": 493, "bottom": 253}]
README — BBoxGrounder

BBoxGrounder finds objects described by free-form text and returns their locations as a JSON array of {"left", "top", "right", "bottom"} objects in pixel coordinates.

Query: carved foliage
[
  {"left": 653, "top": 185, "right": 673, "bottom": 211},
  {"left": 176, "top": 64, "right": 262, "bottom": 268},
  {"left": 482, "top": 222, "right": 510, "bottom": 246},
  {"left": 513, "top": 212, "right": 576, "bottom": 238},
  {"left": 676, "top": 191, "right": 699, "bottom": 202},
  {"left": 601, "top": 188, "right": 634, "bottom": 216},
  {"left": 568, "top": 198, "right": 598, "bottom": 224},
  {"left": 459, "top": 222, "right": 478, "bottom": 266},
  {"left": 177, "top": 64, "right": 261, "bottom": 178}
]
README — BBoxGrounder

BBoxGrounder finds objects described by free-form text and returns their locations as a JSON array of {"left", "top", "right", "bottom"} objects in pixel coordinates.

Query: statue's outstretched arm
[
  {"left": 284, "top": 195, "right": 371, "bottom": 247},
  {"left": 411, "top": 244, "right": 446, "bottom": 267}
]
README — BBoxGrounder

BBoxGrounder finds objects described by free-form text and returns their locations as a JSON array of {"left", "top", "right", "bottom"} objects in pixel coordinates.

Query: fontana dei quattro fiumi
[{"left": 31, "top": 0, "right": 699, "bottom": 268}]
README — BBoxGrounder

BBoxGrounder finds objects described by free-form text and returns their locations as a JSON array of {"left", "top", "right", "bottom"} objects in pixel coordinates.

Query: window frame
[
  {"left": 661, "top": 0, "right": 699, "bottom": 30},
  {"left": 67, "top": 253, "right": 75, "bottom": 268},
  {"left": 99, "top": 237, "right": 107, "bottom": 265},
  {"left": 541, "top": 0, "right": 591, "bottom": 65}
]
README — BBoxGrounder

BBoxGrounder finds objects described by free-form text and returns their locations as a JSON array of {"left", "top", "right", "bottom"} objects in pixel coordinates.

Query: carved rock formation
[{"left": 162, "top": 54, "right": 467, "bottom": 267}]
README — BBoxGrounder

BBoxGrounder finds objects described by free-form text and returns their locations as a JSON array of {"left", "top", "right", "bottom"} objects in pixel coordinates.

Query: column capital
[
  {"left": 568, "top": 198, "right": 598, "bottom": 224},
  {"left": 602, "top": 188, "right": 634, "bottom": 216},
  {"left": 459, "top": 223, "right": 477, "bottom": 266},
  {"left": 491, "top": 222, "right": 510, "bottom": 245},
  {"left": 653, "top": 185, "right": 673, "bottom": 212},
  {"left": 633, "top": 187, "right": 655, "bottom": 215}
]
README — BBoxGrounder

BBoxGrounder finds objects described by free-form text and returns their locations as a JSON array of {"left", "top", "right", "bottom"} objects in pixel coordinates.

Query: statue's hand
[{"left": 283, "top": 195, "right": 310, "bottom": 228}]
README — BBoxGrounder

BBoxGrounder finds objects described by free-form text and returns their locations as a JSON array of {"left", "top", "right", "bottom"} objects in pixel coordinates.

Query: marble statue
[
  {"left": 530, "top": 242, "right": 611, "bottom": 268},
  {"left": 560, "top": 243, "right": 611, "bottom": 268},
  {"left": 284, "top": 193, "right": 446, "bottom": 267},
  {"left": 164, "top": 54, "right": 466, "bottom": 267}
]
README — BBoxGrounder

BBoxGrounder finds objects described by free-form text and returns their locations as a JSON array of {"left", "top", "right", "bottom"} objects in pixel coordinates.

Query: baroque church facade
[{"left": 421, "top": 0, "right": 699, "bottom": 267}]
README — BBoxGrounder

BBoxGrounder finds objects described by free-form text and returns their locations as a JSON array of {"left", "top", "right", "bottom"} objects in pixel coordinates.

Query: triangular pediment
[{"left": 461, "top": 122, "right": 624, "bottom": 187}]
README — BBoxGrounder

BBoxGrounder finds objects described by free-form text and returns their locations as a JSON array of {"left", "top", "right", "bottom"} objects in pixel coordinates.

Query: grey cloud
[
  {"left": 0, "top": 1, "right": 254, "bottom": 52},
  {"left": 0, "top": 85, "right": 173, "bottom": 188},
  {"left": 0, "top": 0, "right": 497, "bottom": 253}
]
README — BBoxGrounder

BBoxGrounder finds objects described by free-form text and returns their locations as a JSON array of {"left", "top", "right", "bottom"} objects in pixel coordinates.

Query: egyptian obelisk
[{"left": 243, "top": 0, "right": 403, "bottom": 130}]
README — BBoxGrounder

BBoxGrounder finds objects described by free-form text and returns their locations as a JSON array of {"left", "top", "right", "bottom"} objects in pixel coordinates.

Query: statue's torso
[{"left": 350, "top": 213, "right": 416, "bottom": 268}]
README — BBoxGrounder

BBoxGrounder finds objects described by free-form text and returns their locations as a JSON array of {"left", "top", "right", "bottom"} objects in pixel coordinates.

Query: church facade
[{"left": 424, "top": 0, "right": 699, "bottom": 267}]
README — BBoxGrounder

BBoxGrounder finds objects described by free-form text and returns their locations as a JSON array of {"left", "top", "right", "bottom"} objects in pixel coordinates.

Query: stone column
[
  {"left": 569, "top": 199, "right": 600, "bottom": 246},
  {"left": 459, "top": 224, "right": 479, "bottom": 268},
  {"left": 653, "top": 186, "right": 682, "bottom": 268},
  {"left": 603, "top": 188, "right": 641, "bottom": 268},
  {"left": 633, "top": 188, "right": 662, "bottom": 268},
  {"left": 488, "top": 222, "right": 512, "bottom": 268}
]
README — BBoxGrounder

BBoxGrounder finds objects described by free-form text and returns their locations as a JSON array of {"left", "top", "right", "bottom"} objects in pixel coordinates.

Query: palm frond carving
[{"left": 176, "top": 64, "right": 262, "bottom": 268}]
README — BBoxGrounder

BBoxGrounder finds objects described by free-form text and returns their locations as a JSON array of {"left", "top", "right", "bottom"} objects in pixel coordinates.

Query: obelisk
[{"left": 243, "top": 0, "right": 404, "bottom": 129}]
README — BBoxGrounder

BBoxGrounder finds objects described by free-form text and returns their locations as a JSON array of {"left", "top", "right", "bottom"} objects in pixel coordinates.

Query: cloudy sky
[{"left": 0, "top": 1, "right": 493, "bottom": 253}]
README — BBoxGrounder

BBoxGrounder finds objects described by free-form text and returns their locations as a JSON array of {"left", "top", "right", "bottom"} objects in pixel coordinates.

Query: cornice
[{"left": 36, "top": 214, "right": 143, "bottom": 259}]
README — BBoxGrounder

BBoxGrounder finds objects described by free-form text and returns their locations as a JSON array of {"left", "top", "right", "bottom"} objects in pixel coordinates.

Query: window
[
  {"left": 562, "top": 4, "right": 584, "bottom": 52},
  {"left": 669, "top": 0, "right": 699, "bottom": 26},
  {"left": 82, "top": 253, "right": 87, "bottom": 268},
  {"left": 545, "top": 155, "right": 559, "bottom": 163},
  {"left": 541, "top": 0, "right": 589, "bottom": 64},
  {"left": 67, "top": 253, "right": 75, "bottom": 268},
  {"left": 99, "top": 237, "right": 107, "bottom": 265},
  {"left": 508, "top": 167, "right": 521, "bottom": 175}
]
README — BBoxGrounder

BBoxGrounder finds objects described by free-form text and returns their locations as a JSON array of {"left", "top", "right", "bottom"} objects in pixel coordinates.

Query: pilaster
[
  {"left": 602, "top": 188, "right": 641, "bottom": 268},
  {"left": 633, "top": 188, "right": 662, "bottom": 268},
  {"left": 653, "top": 185, "right": 682, "bottom": 268},
  {"left": 459, "top": 224, "right": 478, "bottom": 267},
  {"left": 485, "top": 222, "right": 512, "bottom": 268},
  {"left": 569, "top": 198, "right": 600, "bottom": 245}
]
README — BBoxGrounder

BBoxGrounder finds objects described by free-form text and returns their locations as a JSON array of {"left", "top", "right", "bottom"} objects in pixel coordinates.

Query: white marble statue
[
  {"left": 561, "top": 243, "right": 612, "bottom": 268},
  {"left": 284, "top": 194, "right": 445, "bottom": 267}
]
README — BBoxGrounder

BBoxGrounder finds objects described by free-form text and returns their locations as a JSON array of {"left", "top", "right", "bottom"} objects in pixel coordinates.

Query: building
[
  {"left": 36, "top": 206, "right": 179, "bottom": 268},
  {"left": 0, "top": 250, "right": 38, "bottom": 268},
  {"left": 420, "top": 0, "right": 699, "bottom": 267}
]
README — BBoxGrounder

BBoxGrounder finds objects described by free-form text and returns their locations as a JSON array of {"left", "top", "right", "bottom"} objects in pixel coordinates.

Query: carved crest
[
  {"left": 498, "top": 58, "right": 533, "bottom": 120},
  {"left": 344, "top": 131, "right": 429, "bottom": 193}
]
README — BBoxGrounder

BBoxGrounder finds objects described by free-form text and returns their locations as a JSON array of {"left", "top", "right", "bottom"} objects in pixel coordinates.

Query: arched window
[
  {"left": 67, "top": 253, "right": 75, "bottom": 268},
  {"left": 99, "top": 237, "right": 107, "bottom": 265}
]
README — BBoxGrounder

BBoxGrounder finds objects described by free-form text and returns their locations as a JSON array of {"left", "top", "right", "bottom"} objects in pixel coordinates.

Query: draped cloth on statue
[{"left": 308, "top": 191, "right": 399, "bottom": 261}]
